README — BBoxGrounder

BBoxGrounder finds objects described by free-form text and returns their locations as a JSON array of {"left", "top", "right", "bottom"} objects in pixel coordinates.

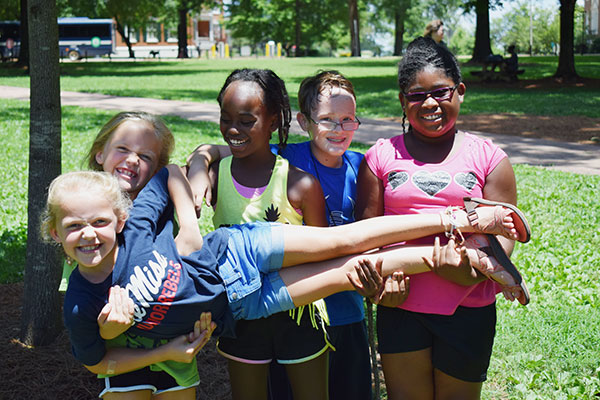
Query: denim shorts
[{"left": 218, "top": 222, "right": 294, "bottom": 320}]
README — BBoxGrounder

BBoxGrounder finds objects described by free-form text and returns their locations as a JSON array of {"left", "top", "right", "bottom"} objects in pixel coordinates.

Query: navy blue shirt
[{"left": 63, "top": 168, "right": 235, "bottom": 366}]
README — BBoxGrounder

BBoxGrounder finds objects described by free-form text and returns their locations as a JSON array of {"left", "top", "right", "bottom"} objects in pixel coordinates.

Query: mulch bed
[{"left": 0, "top": 282, "right": 231, "bottom": 400}]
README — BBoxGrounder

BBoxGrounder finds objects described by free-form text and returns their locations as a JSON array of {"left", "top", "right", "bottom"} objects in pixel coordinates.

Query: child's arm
[
  {"left": 165, "top": 164, "right": 204, "bottom": 256},
  {"left": 186, "top": 144, "right": 231, "bottom": 213},
  {"left": 85, "top": 313, "right": 216, "bottom": 375},
  {"left": 286, "top": 165, "right": 328, "bottom": 227}
]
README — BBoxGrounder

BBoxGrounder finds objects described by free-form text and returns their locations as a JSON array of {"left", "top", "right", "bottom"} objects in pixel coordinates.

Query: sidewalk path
[{"left": 2, "top": 85, "right": 598, "bottom": 175}]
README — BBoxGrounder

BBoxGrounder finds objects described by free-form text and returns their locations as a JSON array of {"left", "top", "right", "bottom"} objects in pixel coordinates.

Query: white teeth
[
  {"left": 117, "top": 168, "right": 136, "bottom": 178},
  {"left": 229, "top": 138, "right": 248, "bottom": 146},
  {"left": 79, "top": 244, "right": 100, "bottom": 252},
  {"left": 423, "top": 114, "right": 440, "bottom": 120}
]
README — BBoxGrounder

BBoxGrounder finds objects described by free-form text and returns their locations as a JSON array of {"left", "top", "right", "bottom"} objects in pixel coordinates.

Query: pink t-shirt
[{"left": 364, "top": 132, "right": 507, "bottom": 315}]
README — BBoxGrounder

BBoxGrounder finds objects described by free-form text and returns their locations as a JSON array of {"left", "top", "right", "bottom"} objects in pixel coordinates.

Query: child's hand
[
  {"left": 347, "top": 257, "right": 384, "bottom": 300},
  {"left": 174, "top": 228, "right": 204, "bottom": 257},
  {"left": 163, "top": 312, "right": 217, "bottom": 363},
  {"left": 97, "top": 285, "right": 135, "bottom": 340},
  {"left": 423, "top": 237, "right": 483, "bottom": 285},
  {"left": 377, "top": 272, "right": 410, "bottom": 308},
  {"left": 187, "top": 167, "right": 213, "bottom": 218},
  {"left": 186, "top": 151, "right": 214, "bottom": 218}
]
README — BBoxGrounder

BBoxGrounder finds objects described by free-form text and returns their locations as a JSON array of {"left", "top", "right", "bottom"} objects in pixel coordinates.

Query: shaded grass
[
  {"left": 1, "top": 56, "right": 600, "bottom": 119},
  {"left": 1, "top": 99, "right": 598, "bottom": 398}
]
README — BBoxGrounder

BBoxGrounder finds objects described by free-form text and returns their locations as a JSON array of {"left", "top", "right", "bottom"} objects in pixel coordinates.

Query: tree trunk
[
  {"left": 470, "top": 0, "right": 492, "bottom": 63},
  {"left": 555, "top": 0, "right": 579, "bottom": 81},
  {"left": 348, "top": 0, "right": 360, "bottom": 57},
  {"left": 178, "top": 7, "right": 189, "bottom": 58},
  {"left": 295, "top": 0, "right": 301, "bottom": 57},
  {"left": 17, "top": 0, "right": 29, "bottom": 68},
  {"left": 114, "top": 17, "right": 135, "bottom": 58},
  {"left": 20, "top": 0, "right": 62, "bottom": 347},
  {"left": 393, "top": 0, "right": 410, "bottom": 56}
]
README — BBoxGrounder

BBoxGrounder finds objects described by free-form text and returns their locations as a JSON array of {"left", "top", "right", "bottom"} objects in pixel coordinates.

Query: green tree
[
  {"left": 20, "top": 0, "right": 62, "bottom": 347},
  {"left": 226, "top": 0, "right": 347, "bottom": 56},
  {"left": 464, "top": 0, "right": 504, "bottom": 62},
  {"left": 164, "top": 0, "right": 212, "bottom": 58},
  {"left": 348, "top": 0, "right": 361, "bottom": 56},
  {"left": 0, "top": 0, "right": 20, "bottom": 19},
  {"left": 492, "top": 2, "right": 560, "bottom": 55},
  {"left": 555, "top": 0, "right": 578, "bottom": 80}
]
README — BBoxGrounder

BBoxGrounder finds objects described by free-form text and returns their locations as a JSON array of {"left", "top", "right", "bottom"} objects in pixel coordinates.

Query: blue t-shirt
[
  {"left": 271, "top": 141, "right": 365, "bottom": 326},
  {"left": 63, "top": 168, "right": 236, "bottom": 366}
]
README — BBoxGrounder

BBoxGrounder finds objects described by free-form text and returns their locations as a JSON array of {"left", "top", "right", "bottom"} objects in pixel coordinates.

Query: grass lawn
[
  {"left": 1, "top": 55, "right": 599, "bottom": 118},
  {"left": 1, "top": 98, "right": 598, "bottom": 399}
]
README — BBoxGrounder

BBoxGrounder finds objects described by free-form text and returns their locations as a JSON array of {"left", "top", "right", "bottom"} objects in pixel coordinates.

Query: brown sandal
[
  {"left": 464, "top": 234, "right": 530, "bottom": 305},
  {"left": 464, "top": 197, "right": 531, "bottom": 243}
]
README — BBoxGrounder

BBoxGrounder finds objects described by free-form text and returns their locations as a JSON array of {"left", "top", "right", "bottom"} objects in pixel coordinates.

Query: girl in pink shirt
[{"left": 356, "top": 37, "right": 530, "bottom": 399}]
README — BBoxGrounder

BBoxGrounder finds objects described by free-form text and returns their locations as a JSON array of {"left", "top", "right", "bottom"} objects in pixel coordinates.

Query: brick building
[{"left": 114, "top": 8, "right": 228, "bottom": 58}]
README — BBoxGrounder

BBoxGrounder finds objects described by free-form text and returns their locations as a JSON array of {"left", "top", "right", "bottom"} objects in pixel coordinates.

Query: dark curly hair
[
  {"left": 217, "top": 68, "right": 291, "bottom": 146},
  {"left": 397, "top": 36, "right": 462, "bottom": 93}
]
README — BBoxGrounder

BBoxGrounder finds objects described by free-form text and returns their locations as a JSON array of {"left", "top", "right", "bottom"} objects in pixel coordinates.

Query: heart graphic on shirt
[
  {"left": 412, "top": 170, "right": 451, "bottom": 197},
  {"left": 388, "top": 171, "right": 409, "bottom": 190},
  {"left": 454, "top": 172, "right": 478, "bottom": 192}
]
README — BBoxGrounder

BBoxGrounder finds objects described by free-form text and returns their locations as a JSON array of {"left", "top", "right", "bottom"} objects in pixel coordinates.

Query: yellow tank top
[
  {"left": 212, "top": 155, "right": 330, "bottom": 328},
  {"left": 213, "top": 155, "right": 303, "bottom": 227}
]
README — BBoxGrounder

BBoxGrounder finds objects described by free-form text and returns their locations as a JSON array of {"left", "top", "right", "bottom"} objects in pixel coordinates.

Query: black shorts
[
  {"left": 217, "top": 308, "right": 331, "bottom": 364},
  {"left": 99, "top": 367, "right": 198, "bottom": 397},
  {"left": 377, "top": 303, "right": 496, "bottom": 382},
  {"left": 327, "top": 321, "right": 372, "bottom": 400}
]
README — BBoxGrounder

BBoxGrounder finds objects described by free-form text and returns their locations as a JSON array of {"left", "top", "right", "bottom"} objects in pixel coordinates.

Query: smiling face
[
  {"left": 95, "top": 120, "right": 162, "bottom": 199},
  {"left": 219, "top": 80, "right": 277, "bottom": 160},
  {"left": 299, "top": 86, "right": 357, "bottom": 168},
  {"left": 400, "top": 66, "right": 465, "bottom": 141},
  {"left": 50, "top": 190, "right": 124, "bottom": 278}
]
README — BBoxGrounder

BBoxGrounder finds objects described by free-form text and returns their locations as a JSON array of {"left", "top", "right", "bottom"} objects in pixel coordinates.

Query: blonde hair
[
  {"left": 86, "top": 111, "right": 175, "bottom": 171},
  {"left": 298, "top": 70, "right": 356, "bottom": 117},
  {"left": 41, "top": 171, "right": 132, "bottom": 242},
  {"left": 424, "top": 19, "right": 443, "bottom": 38}
]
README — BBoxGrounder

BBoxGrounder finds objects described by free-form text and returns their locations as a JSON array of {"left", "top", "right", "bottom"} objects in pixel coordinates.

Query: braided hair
[
  {"left": 397, "top": 37, "right": 462, "bottom": 134},
  {"left": 397, "top": 36, "right": 461, "bottom": 93},
  {"left": 217, "top": 68, "right": 291, "bottom": 146}
]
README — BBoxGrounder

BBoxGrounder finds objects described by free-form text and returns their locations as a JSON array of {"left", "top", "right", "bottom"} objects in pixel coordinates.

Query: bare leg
[
  {"left": 103, "top": 390, "right": 152, "bottom": 399},
  {"left": 285, "top": 352, "right": 329, "bottom": 400},
  {"left": 280, "top": 214, "right": 448, "bottom": 267},
  {"left": 381, "top": 349, "right": 434, "bottom": 400},
  {"left": 433, "top": 369, "right": 482, "bottom": 400},
  {"left": 279, "top": 245, "right": 432, "bottom": 307},
  {"left": 228, "top": 361, "right": 269, "bottom": 400},
  {"left": 154, "top": 387, "right": 196, "bottom": 400}
]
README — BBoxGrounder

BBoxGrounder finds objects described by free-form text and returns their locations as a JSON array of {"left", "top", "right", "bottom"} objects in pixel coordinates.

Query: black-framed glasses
[
  {"left": 402, "top": 84, "right": 459, "bottom": 103},
  {"left": 309, "top": 116, "right": 361, "bottom": 131}
]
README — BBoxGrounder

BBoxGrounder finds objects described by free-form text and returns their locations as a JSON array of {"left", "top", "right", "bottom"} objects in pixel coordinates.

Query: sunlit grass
[{"left": 1, "top": 55, "right": 599, "bottom": 119}]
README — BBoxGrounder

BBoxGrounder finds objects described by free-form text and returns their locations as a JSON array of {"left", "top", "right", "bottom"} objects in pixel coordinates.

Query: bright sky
[{"left": 490, "top": 0, "right": 584, "bottom": 20}]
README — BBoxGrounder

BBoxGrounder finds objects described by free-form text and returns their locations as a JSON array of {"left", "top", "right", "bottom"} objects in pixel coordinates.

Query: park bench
[{"left": 471, "top": 66, "right": 524, "bottom": 82}]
